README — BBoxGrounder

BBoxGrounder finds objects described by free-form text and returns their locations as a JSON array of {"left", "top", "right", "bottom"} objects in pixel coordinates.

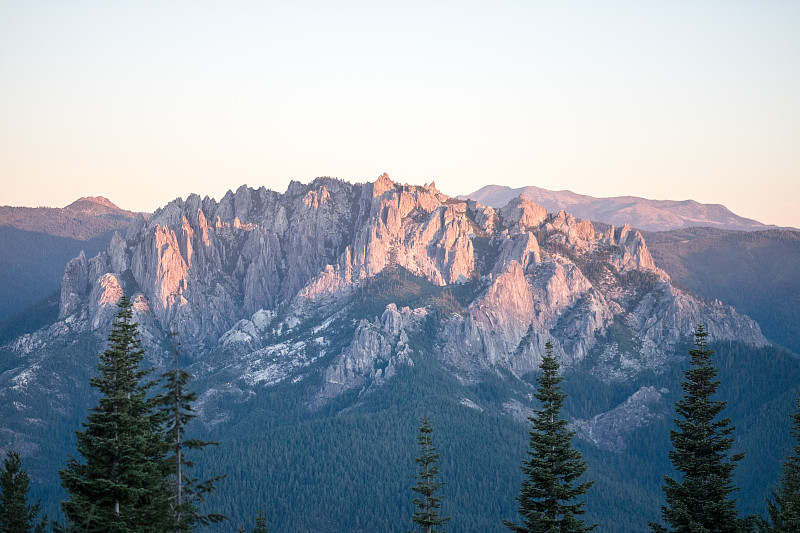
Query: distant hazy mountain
[
  {"left": 461, "top": 184, "right": 772, "bottom": 232},
  {"left": 0, "top": 196, "right": 136, "bottom": 239},
  {"left": 0, "top": 197, "right": 136, "bottom": 325}
]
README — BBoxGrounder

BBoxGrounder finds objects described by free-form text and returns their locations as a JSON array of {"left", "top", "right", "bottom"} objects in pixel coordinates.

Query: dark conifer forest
[{"left": 3, "top": 303, "right": 799, "bottom": 532}]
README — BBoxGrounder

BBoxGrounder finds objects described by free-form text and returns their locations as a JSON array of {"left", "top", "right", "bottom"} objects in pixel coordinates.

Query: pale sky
[{"left": 1, "top": 1, "right": 798, "bottom": 227}]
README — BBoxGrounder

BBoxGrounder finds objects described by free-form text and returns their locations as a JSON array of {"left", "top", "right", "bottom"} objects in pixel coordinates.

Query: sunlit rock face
[{"left": 53, "top": 173, "right": 766, "bottom": 389}]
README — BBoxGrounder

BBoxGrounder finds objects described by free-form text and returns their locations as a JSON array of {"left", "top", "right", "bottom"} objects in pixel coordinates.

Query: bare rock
[
  {"left": 499, "top": 196, "right": 548, "bottom": 234},
  {"left": 311, "top": 304, "right": 421, "bottom": 408},
  {"left": 59, "top": 251, "right": 89, "bottom": 318},
  {"left": 574, "top": 386, "right": 670, "bottom": 452}
]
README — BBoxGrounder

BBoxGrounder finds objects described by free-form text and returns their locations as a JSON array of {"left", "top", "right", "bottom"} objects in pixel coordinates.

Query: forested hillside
[
  {"left": 645, "top": 228, "right": 800, "bottom": 354},
  {"left": 15, "top": 330, "right": 800, "bottom": 532}
]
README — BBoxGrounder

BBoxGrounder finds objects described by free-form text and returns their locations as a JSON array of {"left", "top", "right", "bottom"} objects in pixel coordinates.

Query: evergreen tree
[
  {"left": 253, "top": 509, "right": 268, "bottom": 533},
  {"left": 410, "top": 415, "right": 449, "bottom": 533},
  {"left": 760, "top": 392, "right": 800, "bottom": 532},
  {"left": 158, "top": 330, "right": 225, "bottom": 531},
  {"left": 59, "top": 296, "right": 170, "bottom": 532},
  {"left": 651, "top": 324, "right": 744, "bottom": 533},
  {"left": 504, "top": 340, "right": 596, "bottom": 533},
  {"left": 0, "top": 450, "right": 46, "bottom": 533}
]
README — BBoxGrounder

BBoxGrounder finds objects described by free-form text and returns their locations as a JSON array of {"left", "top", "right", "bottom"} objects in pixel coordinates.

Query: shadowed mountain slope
[
  {"left": 645, "top": 227, "right": 800, "bottom": 354},
  {"left": 0, "top": 197, "right": 137, "bottom": 322}
]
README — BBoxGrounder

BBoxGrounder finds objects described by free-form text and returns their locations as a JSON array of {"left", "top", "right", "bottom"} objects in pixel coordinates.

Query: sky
[{"left": 1, "top": 1, "right": 798, "bottom": 227}]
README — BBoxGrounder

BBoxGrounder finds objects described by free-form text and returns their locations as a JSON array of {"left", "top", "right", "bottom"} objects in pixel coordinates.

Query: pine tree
[
  {"left": 158, "top": 330, "right": 225, "bottom": 531},
  {"left": 409, "top": 415, "right": 449, "bottom": 533},
  {"left": 0, "top": 450, "right": 46, "bottom": 533},
  {"left": 504, "top": 340, "right": 596, "bottom": 533},
  {"left": 761, "top": 392, "right": 800, "bottom": 532},
  {"left": 651, "top": 324, "right": 744, "bottom": 533},
  {"left": 253, "top": 509, "right": 269, "bottom": 533},
  {"left": 59, "top": 296, "right": 170, "bottom": 532}
]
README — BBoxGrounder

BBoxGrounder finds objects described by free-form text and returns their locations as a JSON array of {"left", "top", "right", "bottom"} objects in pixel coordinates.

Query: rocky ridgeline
[
  {"left": 55, "top": 174, "right": 765, "bottom": 372},
  {"left": 4, "top": 173, "right": 768, "bottom": 449}
]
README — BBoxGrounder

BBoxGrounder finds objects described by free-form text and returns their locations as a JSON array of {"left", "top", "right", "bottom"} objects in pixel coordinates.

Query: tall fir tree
[
  {"left": 0, "top": 450, "right": 46, "bottom": 533},
  {"left": 410, "top": 415, "right": 449, "bottom": 533},
  {"left": 760, "top": 392, "right": 800, "bottom": 532},
  {"left": 59, "top": 296, "right": 170, "bottom": 532},
  {"left": 504, "top": 340, "right": 596, "bottom": 533},
  {"left": 158, "top": 330, "right": 225, "bottom": 531},
  {"left": 252, "top": 509, "right": 269, "bottom": 533},
  {"left": 651, "top": 324, "right": 744, "bottom": 533}
]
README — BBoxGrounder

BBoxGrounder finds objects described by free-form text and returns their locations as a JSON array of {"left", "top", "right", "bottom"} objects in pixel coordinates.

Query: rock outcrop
[
  {"left": 35, "top": 173, "right": 767, "bottom": 406},
  {"left": 574, "top": 386, "right": 670, "bottom": 452},
  {"left": 311, "top": 304, "right": 423, "bottom": 408}
]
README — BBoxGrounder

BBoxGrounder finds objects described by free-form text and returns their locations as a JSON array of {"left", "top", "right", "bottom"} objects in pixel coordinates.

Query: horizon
[
  {"left": 2, "top": 2, "right": 798, "bottom": 227},
  {"left": 1, "top": 174, "right": 790, "bottom": 230}
]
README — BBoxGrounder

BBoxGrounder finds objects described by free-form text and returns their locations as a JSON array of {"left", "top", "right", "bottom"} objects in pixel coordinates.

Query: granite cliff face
[
  {"left": 2, "top": 174, "right": 769, "bottom": 453},
  {"left": 54, "top": 174, "right": 765, "bottom": 377}
]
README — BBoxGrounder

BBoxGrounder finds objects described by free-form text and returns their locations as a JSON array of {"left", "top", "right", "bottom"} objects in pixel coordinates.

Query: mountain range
[
  {"left": 1, "top": 175, "right": 798, "bottom": 531},
  {"left": 461, "top": 184, "right": 775, "bottom": 232}
]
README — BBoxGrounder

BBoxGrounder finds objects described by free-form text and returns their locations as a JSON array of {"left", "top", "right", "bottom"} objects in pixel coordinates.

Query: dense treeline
[
  {"left": 3, "top": 305, "right": 800, "bottom": 531},
  {"left": 197, "top": 361, "right": 527, "bottom": 531},
  {"left": 195, "top": 337, "right": 800, "bottom": 531}
]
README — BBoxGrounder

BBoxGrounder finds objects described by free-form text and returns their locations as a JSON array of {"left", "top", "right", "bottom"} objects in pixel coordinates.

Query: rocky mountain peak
[
  {"left": 41, "top": 174, "right": 767, "bottom": 403},
  {"left": 499, "top": 196, "right": 548, "bottom": 234},
  {"left": 373, "top": 172, "right": 395, "bottom": 197}
]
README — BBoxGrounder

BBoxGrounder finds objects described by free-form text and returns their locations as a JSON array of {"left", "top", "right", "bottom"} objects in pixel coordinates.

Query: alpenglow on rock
[{"left": 24, "top": 173, "right": 766, "bottom": 416}]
